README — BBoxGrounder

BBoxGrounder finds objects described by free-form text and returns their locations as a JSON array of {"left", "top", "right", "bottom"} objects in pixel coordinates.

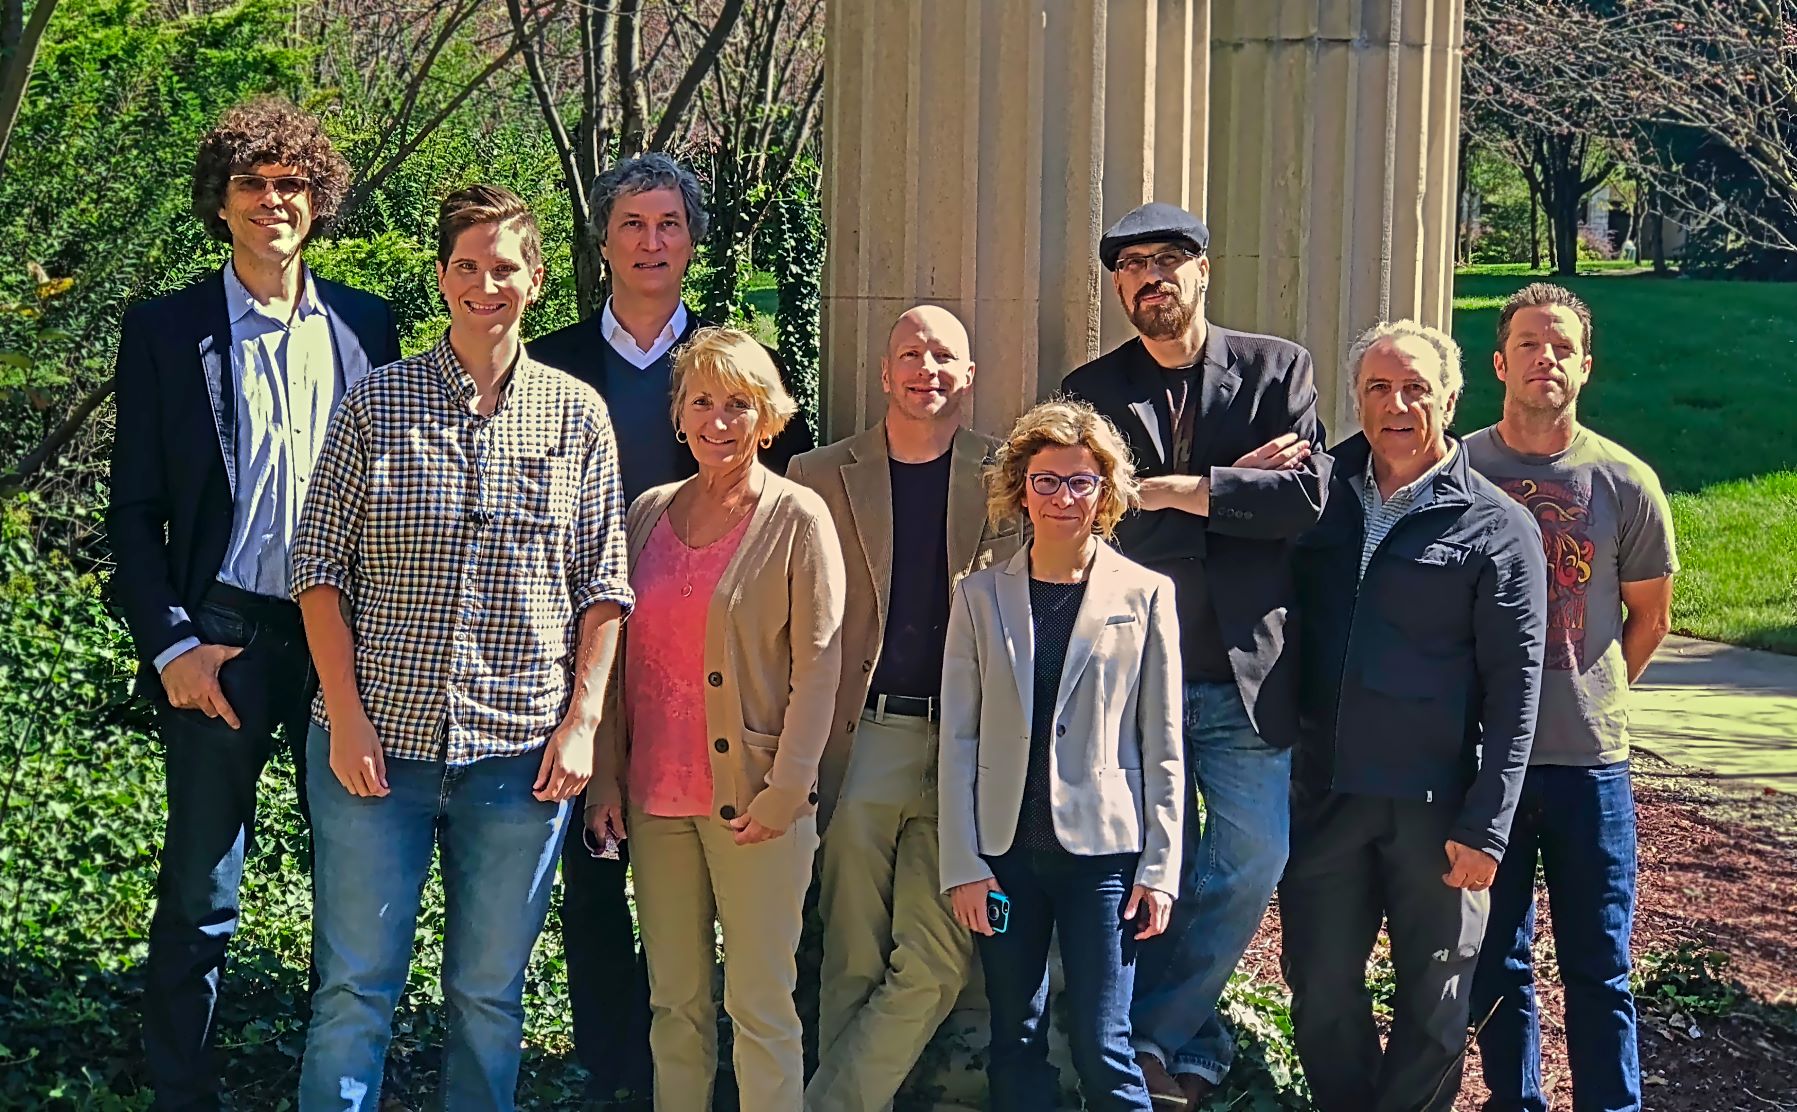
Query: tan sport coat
[
  {"left": 591, "top": 469, "right": 847, "bottom": 829},
  {"left": 938, "top": 540, "right": 1185, "bottom": 895},
  {"left": 785, "top": 423, "right": 1023, "bottom": 827}
]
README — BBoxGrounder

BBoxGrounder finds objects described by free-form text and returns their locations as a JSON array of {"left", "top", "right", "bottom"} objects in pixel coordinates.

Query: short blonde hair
[
  {"left": 668, "top": 326, "right": 797, "bottom": 442},
  {"left": 986, "top": 398, "right": 1140, "bottom": 537}
]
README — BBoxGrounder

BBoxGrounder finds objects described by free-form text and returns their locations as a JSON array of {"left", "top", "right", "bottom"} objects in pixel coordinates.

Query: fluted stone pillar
[
  {"left": 1207, "top": 0, "right": 1464, "bottom": 433},
  {"left": 821, "top": 0, "right": 1212, "bottom": 441}
]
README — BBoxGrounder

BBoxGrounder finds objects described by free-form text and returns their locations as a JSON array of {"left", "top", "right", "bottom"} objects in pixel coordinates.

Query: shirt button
[
  {"left": 714, "top": 738, "right": 729, "bottom": 753},
  {"left": 707, "top": 671, "right": 723, "bottom": 687},
  {"left": 719, "top": 805, "right": 737, "bottom": 821}
]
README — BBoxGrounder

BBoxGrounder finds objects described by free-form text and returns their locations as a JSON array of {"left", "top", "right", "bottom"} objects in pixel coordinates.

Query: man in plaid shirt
[{"left": 290, "top": 185, "right": 633, "bottom": 1111}]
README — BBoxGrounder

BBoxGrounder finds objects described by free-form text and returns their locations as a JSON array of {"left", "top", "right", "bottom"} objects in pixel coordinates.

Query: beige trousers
[
  {"left": 805, "top": 708, "right": 975, "bottom": 1112},
  {"left": 629, "top": 805, "right": 820, "bottom": 1112}
]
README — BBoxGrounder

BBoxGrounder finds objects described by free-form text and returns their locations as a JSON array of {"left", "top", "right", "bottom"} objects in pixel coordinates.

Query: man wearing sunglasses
[
  {"left": 789, "top": 304, "right": 1022, "bottom": 1111},
  {"left": 108, "top": 96, "right": 400, "bottom": 1111},
  {"left": 1060, "top": 202, "right": 1330, "bottom": 1107}
]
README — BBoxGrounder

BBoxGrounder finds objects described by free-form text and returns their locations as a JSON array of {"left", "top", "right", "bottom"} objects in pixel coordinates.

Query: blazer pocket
[{"left": 1103, "top": 613, "right": 1138, "bottom": 626}]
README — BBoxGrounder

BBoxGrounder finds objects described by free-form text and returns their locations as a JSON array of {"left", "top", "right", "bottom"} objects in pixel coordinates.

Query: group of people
[{"left": 111, "top": 96, "right": 1676, "bottom": 1112}]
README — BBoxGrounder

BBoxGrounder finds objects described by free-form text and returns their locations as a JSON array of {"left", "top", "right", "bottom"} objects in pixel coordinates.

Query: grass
[{"left": 1450, "top": 267, "right": 1797, "bottom": 654}]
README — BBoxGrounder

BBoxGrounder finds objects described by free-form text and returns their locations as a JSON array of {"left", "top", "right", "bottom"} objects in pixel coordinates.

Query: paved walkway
[{"left": 1630, "top": 635, "right": 1797, "bottom": 792}]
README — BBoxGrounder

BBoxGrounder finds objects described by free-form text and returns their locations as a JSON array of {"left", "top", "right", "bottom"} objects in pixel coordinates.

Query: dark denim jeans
[
  {"left": 977, "top": 849, "right": 1150, "bottom": 1112},
  {"left": 1130, "top": 681, "right": 1291, "bottom": 1083},
  {"left": 300, "top": 725, "right": 569, "bottom": 1112},
  {"left": 1473, "top": 761, "right": 1641, "bottom": 1112},
  {"left": 144, "top": 588, "right": 315, "bottom": 1111}
]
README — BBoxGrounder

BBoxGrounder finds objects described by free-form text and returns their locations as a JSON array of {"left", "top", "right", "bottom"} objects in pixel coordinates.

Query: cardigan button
[
  {"left": 861, "top": 660, "right": 872, "bottom": 673},
  {"left": 714, "top": 737, "right": 729, "bottom": 753},
  {"left": 719, "top": 805, "right": 737, "bottom": 821},
  {"left": 808, "top": 791, "right": 819, "bottom": 805},
  {"left": 708, "top": 671, "right": 723, "bottom": 687}
]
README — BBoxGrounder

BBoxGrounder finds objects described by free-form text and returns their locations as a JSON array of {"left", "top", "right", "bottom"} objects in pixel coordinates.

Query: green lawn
[{"left": 1450, "top": 268, "right": 1797, "bottom": 654}]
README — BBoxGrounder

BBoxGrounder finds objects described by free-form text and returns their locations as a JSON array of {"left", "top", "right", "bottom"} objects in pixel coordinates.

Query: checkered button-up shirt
[
  {"left": 291, "top": 334, "right": 634, "bottom": 764},
  {"left": 1354, "top": 443, "right": 1457, "bottom": 581}
]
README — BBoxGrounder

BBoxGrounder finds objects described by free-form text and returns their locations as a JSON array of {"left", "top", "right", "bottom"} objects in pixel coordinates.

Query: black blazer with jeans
[
  {"left": 1061, "top": 324, "right": 1331, "bottom": 748},
  {"left": 107, "top": 267, "right": 402, "bottom": 692}
]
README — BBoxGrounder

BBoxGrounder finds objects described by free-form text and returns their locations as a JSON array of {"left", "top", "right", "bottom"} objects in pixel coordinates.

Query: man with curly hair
[{"left": 107, "top": 95, "right": 401, "bottom": 1111}]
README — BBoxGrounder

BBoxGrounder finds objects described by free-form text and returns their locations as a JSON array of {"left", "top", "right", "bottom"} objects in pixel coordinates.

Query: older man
[
  {"left": 1467, "top": 284, "right": 1676, "bottom": 1112},
  {"left": 528, "top": 152, "right": 813, "bottom": 1104},
  {"left": 789, "top": 305, "right": 1021, "bottom": 1111},
  {"left": 1282, "top": 321, "right": 1546, "bottom": 1112},
  {"left": 1060, "top": 202, "right": 1328, "bottom": 1105}
]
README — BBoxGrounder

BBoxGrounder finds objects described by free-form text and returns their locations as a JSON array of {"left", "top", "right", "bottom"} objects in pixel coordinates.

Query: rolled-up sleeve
[
  {"left": 1455, "top": 508, "right": 1547, "bottom": 859},
  {"left": 747, "top": 505, "right": 847, "bottom": 829},
  {"left": 570, "top": 404, "right": 635, "bottom": 619},
  {"left": 290, "top": 397, "right": 368, "bottom": 599}
]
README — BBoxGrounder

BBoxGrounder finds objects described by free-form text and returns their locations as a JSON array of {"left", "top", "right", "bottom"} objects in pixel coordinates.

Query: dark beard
[{"left": 1128, "top": 288, "right": 1199, "bottom": 341}]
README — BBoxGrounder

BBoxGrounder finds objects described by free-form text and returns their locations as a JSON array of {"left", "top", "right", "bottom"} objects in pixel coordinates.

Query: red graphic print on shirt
[{"left": 1497, "top": 477, "right": 1594, "bottom": 670}]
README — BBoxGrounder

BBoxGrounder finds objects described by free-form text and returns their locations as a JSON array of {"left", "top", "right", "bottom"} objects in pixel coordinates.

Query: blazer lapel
[
  {"left": 1053, "top": 541, "right": 1125, "bottom": 720},
  {"left": 1118, "top": 339, "right": 1170, "bottom": 470},
  {"left": 841, "top": 426, "right": 894, "bottom": 629},
  {"left": 325, "top": 295, "right": 375, "bottom": 392},
  {"left": 946, "top": 428, "right": 988, "bottom": 577},
  {"left": 1189, "top": 324, "right": 1241, "bottom": 471},
  {"left": 994, "top": 546, "right": 1035, "bottom": 729},
  {"left": 196, "top": 270, "right": 237, "bottom": 496}
]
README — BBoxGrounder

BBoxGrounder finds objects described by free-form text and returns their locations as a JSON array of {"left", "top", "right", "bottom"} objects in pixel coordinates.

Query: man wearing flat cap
[{"left": 1061, "top": 201, "right": 1330, "bottom": 1106}]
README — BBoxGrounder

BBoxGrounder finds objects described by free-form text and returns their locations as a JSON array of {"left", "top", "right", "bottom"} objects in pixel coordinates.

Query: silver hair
[
  {"left": 1344, "top": 319, "right": 1463, "bottom": 418},
  {"left": 588, "top": 152, "right": 709, "bottom": 245}
]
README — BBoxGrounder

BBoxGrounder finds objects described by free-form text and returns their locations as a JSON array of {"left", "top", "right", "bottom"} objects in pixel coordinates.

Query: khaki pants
[
  {"left": 630, "top": 805, "right": 820, "bottom": 1112},
  {"left": 806, "top": 708, "right": 974, "bottom": 1111}
]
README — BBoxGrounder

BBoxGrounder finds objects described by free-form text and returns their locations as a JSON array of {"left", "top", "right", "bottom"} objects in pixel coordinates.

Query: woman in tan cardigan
[{"left": 587, "top": 326, "right": 846, "bottom": 1111}]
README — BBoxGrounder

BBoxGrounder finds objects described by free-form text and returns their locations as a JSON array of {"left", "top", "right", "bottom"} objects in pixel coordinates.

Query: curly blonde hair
[
  {"left": 986, "top": 398, "right": 1140, "bottom": 537},
  {"left": 669, "top": 326, "right": 796, "bottom": 443}
]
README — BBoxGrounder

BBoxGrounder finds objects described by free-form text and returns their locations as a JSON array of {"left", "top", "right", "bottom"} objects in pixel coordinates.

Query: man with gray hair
[
  {"left": 529, "top": 150, "right": 814, "bottom": 1105},
  {"left": 1282, "top": 320, "right": 1547, "bottom": 1111}
]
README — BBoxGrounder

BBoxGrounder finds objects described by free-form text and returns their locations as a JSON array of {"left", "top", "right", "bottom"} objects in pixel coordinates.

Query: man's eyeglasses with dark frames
[
  {"left": 228, "top": 173, "right": 312, "bottom": 198},
  {"left": 1029, "top": 472, "right": 1104, "bottom": 498},
  {"left": 1116, "top": 248, "right": 1200, "bottom": 276}
]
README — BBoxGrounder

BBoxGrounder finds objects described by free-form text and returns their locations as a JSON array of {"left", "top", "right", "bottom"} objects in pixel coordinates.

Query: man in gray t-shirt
[{"left": 1467, "top": 283, "right": 1676, "bottom": 1112}]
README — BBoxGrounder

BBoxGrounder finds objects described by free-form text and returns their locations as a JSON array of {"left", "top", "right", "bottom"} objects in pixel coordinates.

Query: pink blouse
[{"left": 625, "top": 510, "right": 752, "bottom": 817}]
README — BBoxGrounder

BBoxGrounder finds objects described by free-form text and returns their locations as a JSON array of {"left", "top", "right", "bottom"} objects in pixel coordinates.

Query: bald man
[{"left": 790, "top": 306, "right": 1023, "bottom": 1110}]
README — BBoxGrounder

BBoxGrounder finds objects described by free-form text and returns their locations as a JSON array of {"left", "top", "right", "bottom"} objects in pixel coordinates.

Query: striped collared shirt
[
  {"left": 291, "top": 333, "right": 634, "bottom": 764},
  {"left": 1354, "top": 444, "right": 1457, "bottom": 580}
]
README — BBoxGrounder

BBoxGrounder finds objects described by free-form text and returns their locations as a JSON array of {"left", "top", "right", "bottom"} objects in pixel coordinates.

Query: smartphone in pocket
[{"left": 986, "top": 889, "right": 1010, "bottom": 934}]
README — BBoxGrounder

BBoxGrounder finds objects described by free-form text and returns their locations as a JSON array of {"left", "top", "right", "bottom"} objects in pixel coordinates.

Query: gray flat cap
[{"left": 1099, "top": 202, "right": 1210, "bottom": 270}]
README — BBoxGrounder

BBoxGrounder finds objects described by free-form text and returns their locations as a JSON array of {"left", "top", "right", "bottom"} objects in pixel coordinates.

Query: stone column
[
  {"left": 821, "top": 0, "right": 1213, "bottom": 442},
  {"left": 1206, "top": 0, "right": 1464, "bottom": 433}
]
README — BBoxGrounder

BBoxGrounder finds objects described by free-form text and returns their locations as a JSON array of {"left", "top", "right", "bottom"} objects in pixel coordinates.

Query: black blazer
[
  {"left": 1061, "top": 324, "right": 1331, "bottom": 748},
  {"left": 107, "top": 268, "right": 402, "bottom": 688},
  {"left": 528, "top": 306, "right": 816, "bottom": 476}
]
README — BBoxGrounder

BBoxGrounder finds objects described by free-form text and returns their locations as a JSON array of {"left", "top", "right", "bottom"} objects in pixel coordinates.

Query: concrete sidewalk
[{"left": 1630, "top": 634, "right": 1797, "bottom": 792}]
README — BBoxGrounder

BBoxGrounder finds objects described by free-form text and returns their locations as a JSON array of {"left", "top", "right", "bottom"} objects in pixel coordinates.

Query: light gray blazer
[{"left": 938, "top": 539, "right": 1185, "bottom": 895}]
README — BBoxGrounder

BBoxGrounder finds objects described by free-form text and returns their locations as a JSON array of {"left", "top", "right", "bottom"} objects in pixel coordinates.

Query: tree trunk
[
  {"left": 0, "top": 0, "right": 60, "bottom": 185},
  {"left": 1529, "top": 186, "right": 1541, "bottom": 270}
]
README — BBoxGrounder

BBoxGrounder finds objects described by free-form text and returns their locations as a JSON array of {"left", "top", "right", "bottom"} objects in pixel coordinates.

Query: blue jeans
[
  {"left": 1130, "top": 681, "right": 1291, "bottom": 1082},
  {"left": 299, "top": 725, "right": 569, "bottom": 1112},
  {"left": 1473, "top": 761, "right": 1640, "bottom": 1112},
  {"left": 978, "top": 850, "right": 1150, "bottom": 1112}
]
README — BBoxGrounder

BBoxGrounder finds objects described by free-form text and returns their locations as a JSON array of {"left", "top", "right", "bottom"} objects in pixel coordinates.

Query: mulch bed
[{"left": 1233, "top": 755, "right": 1797, "bottom": 1110}]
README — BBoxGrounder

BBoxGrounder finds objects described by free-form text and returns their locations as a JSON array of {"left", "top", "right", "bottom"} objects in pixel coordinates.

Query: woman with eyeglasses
[{"left": 938, "top": 398, "right": 1186, "bottom": 1112}]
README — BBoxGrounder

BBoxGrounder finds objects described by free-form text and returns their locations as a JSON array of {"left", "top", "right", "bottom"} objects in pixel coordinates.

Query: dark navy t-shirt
[{"left": 869, "top": 449, "right": 953, "bottom": 698}]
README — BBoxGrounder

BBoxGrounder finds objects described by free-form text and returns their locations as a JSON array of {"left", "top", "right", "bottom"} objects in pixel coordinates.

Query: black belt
[
  {"left": 865, "top": 692, "right": 939, "bottom": 722},
  {"left": 203, "top": 580, "right": 302, "bottom": 625}
]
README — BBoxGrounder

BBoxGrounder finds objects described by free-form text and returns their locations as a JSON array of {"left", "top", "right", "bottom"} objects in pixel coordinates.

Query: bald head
[{"left": 882, "top": 304, "right": 975, "bottom": 426}]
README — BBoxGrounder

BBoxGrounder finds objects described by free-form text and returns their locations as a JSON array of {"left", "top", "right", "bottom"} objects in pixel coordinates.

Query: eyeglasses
[
  {"left": 1029, "top": 472, "right": 1104, "bottom": 498},
  {"left": 228, "top": 173, "right": 312, "bottom": 198},
  {"left": 1116, "top": 248, "right": 1199, "bottom": 276}
]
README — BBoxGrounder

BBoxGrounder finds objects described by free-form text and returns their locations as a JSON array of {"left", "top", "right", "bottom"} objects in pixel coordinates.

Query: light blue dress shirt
[{"left": 153, "top": 262, "right": 341, "bottom": 672}]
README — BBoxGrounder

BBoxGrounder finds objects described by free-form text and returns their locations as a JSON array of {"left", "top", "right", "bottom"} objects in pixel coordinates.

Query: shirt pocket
[{"left": 505, "top": 454, "right": 576, "bottom": 531}]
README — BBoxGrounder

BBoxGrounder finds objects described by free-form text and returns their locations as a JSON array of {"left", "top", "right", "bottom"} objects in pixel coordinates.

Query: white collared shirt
[{"left": 600, "top": 298, "right": 686, "bottom": 368}]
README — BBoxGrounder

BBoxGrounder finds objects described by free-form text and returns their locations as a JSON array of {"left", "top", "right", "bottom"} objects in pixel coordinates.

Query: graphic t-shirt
[{"left": 1464, "top": 426, "right": 1679, "bottom": 766}]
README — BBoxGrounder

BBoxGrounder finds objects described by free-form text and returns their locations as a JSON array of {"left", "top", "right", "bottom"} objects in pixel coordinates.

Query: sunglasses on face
[
  {"left": 1116, "top": 248, "right": 1200, "bottom": 276},
  {"left": 228, "top": 173, "right": 312, "bottom": 198},
  {"left": 1029, "top": 472, "right": 1104, "bottom": 498}
]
